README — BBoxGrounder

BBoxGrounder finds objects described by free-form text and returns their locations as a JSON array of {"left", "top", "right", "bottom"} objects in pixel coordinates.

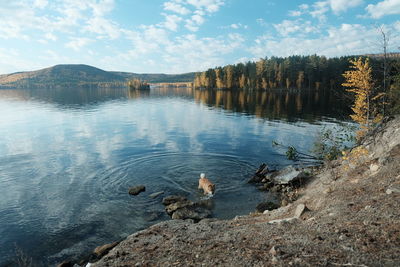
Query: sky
[{"left": 0, "top": 0, "right": 400, "bottom": 74}]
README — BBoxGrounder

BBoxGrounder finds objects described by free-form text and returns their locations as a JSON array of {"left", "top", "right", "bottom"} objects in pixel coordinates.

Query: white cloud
[
  {"left": 394, "top": 21, "right": 400, "bottom": 31},
  {"left": 366, "top": 0, "right": 400, "bottom": 19},
  {"left": 45, "top": 33, "right": 57, "bottom": 41},
  {"left": 310, "top": 1, "right": 329, "bottom": 20},
  {"left": 161, "top": 33, "right": 244, "bottom": 72},
  {"left": 301, "top": 0, "right": 363, "bottom": 20},
  {"left": 274, "top": 19, "right": 318, "bottom": 36},
  {"left": 299, "top": 4, "right": 309, "bottom": 10},
  {"left": 163, "top": 1, "right": 191, "bottom": 15},
  {"left": 289, "top": 10, "right": 302, "bottom": 17},
  {"left": 84, "top": 16, "right": 121, "bottom": 39},
  {"left": 65, "top": 37, "right": 93, "bottom": 51},
  {"left": 250, "top": 23, "right": 400, "bottom": 59},
  {"left": 182, "top": 0, "right": 224, "bottom": 31},
  {"left": 186, "top": 0, "right": 224, "bottom": 13},
  {"left": 89, "top": 0, "right": 115, "bottom": 17},
  {"left": 328, "top": 0, "right": 363, "bottom": 14},
  {"left": 162, "top": 14, "right": 183, "bottom": 31},
  {"left": 34, "top": 0, "right": 48, "bottom": 9},
  {"left": 229, "top": 23, "right": 248, "bottom": 29},
  {"left": 0, "top": 47, "right": 52, "bottom": 73}
]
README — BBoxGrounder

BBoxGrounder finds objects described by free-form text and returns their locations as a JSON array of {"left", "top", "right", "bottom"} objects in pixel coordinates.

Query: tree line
[{"left": 193, "top": 55, "right": 399, "bottom": 92}]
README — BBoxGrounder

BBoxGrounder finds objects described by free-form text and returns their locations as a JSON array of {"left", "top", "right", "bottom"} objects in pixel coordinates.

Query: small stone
[
  {"left": 128, "top": 185, "right": 146, "bottom": 196},
  {"left": 271, "top": 256, "right": 278, "bottom": 263},
  {"left": 386, "top": 189, "right": 393, "bottom": 195},
  {"left": 280, "top": 198, "right": 288, "bottom": 207},
  {"left": 269, "top": 246, "right": 277, "bottom": 256},
  {"left": 370, "top": 163, "right": 380, "bottom": 172},
  {"left": 323, "top": 187, "right": 333, "bottom": 194},
  {"left": 294, "top": 204, "right": 307, "bottom": 218}
]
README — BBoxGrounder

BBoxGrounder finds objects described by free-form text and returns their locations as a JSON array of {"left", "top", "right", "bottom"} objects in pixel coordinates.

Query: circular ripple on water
[{"left": 86, "top": 152, "right": 256, "bottom": 206}]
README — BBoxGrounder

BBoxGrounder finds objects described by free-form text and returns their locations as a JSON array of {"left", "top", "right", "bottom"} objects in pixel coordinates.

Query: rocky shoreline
[{"left": 63, "top": 116, "right": 400, "bottom": 266}]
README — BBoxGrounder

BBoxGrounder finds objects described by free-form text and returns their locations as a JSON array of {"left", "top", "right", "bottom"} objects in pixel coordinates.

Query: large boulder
[
  {"left": 171, "top": 207, "right": 211, "bottom": 221},
  {"left": 162, "top": 195, "right": 213, "bottom": 222},
  {"left": 271, "top": 165, "right": 307, "bottom": 185}
]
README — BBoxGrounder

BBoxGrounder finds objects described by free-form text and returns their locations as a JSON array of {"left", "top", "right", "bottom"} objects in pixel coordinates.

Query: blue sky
[{"left": 0, "top": 0, "right": 399, "bottom": 74}]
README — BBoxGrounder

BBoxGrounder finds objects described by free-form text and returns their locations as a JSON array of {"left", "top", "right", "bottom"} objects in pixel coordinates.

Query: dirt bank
[{"left": 92, "top": 117, "right": 400, "bottom": 267}]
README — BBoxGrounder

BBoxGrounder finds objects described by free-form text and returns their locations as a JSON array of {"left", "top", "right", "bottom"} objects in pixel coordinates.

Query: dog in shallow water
[{"left": 198, "top": 173, "right": 216, "bottom": 195}]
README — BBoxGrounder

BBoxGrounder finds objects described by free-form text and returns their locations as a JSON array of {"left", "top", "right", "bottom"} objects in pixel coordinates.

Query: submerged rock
[
  {"left": 149, "top": 191, "right": 164, "bottom": 199},
  {"left": 144, "top": 211, "right": 164, "bottom": 222},
  {"left": 128, "top": 185, "right": 146, "bottom": 196}
]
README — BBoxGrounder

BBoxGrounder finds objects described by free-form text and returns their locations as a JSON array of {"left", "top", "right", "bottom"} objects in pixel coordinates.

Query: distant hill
[{"left": 0, "top": 64, "right": 196, "bottom": 89}]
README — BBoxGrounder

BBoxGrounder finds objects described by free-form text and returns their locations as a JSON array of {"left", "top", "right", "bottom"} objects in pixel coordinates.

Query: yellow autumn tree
[{"left": 342, "top": 57, "right": 382, "bottom": 140}]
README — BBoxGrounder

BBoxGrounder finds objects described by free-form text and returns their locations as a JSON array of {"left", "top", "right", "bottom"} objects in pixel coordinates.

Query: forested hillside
[
  {"left": 0, "top": 65, "right": 195, "bottom": 89},
  {"left": 193, "top": 54, "right": 400, "bottom": 91}
]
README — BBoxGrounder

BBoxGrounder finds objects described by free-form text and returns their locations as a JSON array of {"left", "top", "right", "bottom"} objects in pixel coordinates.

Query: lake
[{"left": 0, "top": 87, "right": 349, "bottom": 265}]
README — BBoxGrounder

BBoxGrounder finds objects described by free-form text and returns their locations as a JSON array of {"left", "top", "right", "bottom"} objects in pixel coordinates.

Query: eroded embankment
[{"left": 90, "top": 116, "right": 400, "bottom": 267}]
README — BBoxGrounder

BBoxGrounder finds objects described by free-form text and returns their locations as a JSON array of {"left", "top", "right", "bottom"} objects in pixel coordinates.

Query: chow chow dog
[{"left": 198, "top": 173, "right": 215, "bottom": 195}]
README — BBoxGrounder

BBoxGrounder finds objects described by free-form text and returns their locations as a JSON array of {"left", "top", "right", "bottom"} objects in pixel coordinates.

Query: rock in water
[
  {"left": 149, "top": 191, "right": 164, "bottom": 199},
  {"left": 162, "top": 195, "right": 188, "bottom": 205},
  {"left": 128, "top": 185, "right": 146, "bottom": 196},
  {"left": 165, "top": 200, "right": 194, "bottom": 215}
]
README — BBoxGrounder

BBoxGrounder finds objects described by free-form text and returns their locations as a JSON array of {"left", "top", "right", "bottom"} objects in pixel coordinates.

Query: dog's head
[
  {"left": 208, "top": 184, "right": 216, "bottom": 194},
  {"left": 200, "top": 173, "right": 206, "bottom": 179}
]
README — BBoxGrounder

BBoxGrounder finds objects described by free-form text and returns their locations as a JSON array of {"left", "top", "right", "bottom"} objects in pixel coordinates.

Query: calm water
[{"left": 0, "top": 87, "right": 348, "bottom": 265}]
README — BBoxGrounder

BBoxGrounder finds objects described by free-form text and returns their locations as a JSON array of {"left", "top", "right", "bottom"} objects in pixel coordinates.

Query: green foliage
[
  {"left": 286, "top": 146, "right": 298, "bottom": 160},
  {"left": 193, "top": 55, "right": 400, "bottom": 95},
  {"left": 272, "top": 141, "right": 318, "bottom": 161},
  {"left": 312, "top": 124, "right": 356, "bottom": 161},
  {"left": 388, "top": 61, "right": 400, "bottom": 114},
  {"left": 194, "top": 55, "right": 353, "bottom": 90}
]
